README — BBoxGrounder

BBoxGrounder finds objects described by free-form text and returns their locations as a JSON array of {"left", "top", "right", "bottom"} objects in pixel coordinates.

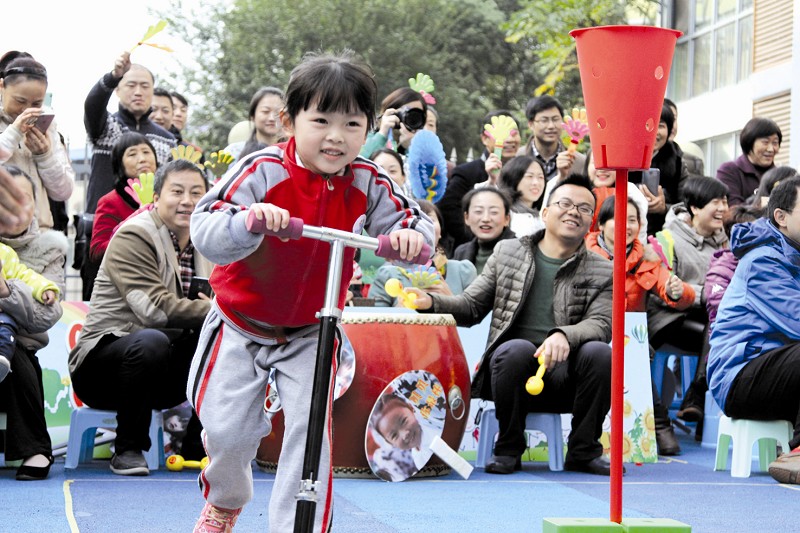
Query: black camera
[{"left": 395, "top": 106, "right": 426, "bottom": 132}]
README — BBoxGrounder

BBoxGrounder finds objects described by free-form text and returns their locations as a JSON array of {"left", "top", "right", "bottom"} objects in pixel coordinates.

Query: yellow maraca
[
  {"left": 384, "top": 278, "right": 418, "bottom": 309},
  {"left": 166, "top": 455, "right": 210, "bottom": 471},
  {"left": 526, "top": 354, "right": 546, "bottom": 395}
]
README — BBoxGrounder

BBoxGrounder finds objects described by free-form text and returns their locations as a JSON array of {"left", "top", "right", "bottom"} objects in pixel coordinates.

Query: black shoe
[
  {"left": 656, "top": 425, "right": 681, "bottom": 456},
  {"left": 677, "top": 405, "right": 703, "bottom": 423},
  {"left": 110, "top": 450, "right": 150, "bottom": 476},
  {"left": 16, "top": 455, "right": 54, "bottom": 481},
  {"left": 564, "top": 455, "right": 625, "bottom": 476},
  {"left": 484, "top": 455, "right": 522, "bottom": 474}
]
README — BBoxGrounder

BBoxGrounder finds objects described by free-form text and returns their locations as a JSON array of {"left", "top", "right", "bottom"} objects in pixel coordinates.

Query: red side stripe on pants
[{"left": 195, "top": 324, "right": 224, "bottom": 419}]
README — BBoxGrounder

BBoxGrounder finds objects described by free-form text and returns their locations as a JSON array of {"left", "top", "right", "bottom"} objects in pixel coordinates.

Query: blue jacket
[{"left": 708, "top": 218, "right": 800, "bottom": 411}]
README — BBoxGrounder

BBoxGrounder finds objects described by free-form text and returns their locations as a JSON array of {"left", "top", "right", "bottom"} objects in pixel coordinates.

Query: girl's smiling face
[{"left": 283, "top": 102, "right": 368, "bottom": 176}]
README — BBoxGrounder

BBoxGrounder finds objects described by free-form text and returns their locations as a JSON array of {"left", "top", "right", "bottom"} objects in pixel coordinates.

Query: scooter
[{"left": 245, "top": 212, "right": 431, "bottom": 533}]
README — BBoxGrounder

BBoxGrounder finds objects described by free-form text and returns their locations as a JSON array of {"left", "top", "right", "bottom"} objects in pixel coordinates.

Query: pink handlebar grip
[
  {"left": 245, "top": 211, "right": 304, "bottom": 240},
  {"left": 375, "top": 235, "right": 432, "bottom": 265}
]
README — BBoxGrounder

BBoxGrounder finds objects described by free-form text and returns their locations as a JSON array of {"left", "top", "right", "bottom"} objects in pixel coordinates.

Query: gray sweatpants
[{"left": 187, "top": 308, "right": 335, "bottom": 533}]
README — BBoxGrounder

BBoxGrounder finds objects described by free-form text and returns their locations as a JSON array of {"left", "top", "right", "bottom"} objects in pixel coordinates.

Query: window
[
  {"left": 714, "top": 23, "right": 735, "bottom": 88},
  {"left": 696, "top": 133, "right": 739, "bottom": 178},
  {"left": 669, "top": 0, "right": 754, "bottom": 98}
]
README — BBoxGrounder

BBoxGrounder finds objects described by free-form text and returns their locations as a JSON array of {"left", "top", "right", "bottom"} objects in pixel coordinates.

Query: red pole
[{"left": 610, "top": 170, "right": 628, "bottom": 522}]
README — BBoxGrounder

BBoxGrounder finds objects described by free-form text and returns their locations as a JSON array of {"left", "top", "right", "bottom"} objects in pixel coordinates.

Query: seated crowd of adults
[
  {"left": 1, "top": 41, "right": 799, "bottom": 488},
  {"left": 388, "top": 93, "right": 797, "bottom": 480},
  {"left": 0, "top": 47, "right": 209, "bottom": 482}
]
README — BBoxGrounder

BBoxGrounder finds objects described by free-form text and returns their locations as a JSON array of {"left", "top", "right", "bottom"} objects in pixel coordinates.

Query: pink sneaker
[{"left": 194, "top": 503, "right": 242, "bottom": 532}]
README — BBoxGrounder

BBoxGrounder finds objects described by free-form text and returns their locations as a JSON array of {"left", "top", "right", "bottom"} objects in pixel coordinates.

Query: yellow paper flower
[{"left": 624, "top": 399, "right": 633, "bottom": 418}]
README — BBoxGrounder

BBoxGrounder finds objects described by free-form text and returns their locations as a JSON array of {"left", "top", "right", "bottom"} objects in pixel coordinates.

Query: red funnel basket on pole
[
  {"left": 570, "top": 25, "right": 682, "bottom": 170},
  {"left": 570, "top": 25, "right": 681, "bottom": 525}
]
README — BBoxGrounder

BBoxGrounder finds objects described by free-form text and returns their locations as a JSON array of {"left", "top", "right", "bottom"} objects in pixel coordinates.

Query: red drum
[{"left": 256, "top": 311, "right": 471, "bottom": 478}]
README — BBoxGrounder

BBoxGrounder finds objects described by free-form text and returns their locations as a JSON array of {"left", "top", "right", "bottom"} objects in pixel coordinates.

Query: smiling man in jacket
[{"left": 411, "top": 174, "right": 614, "bottom": 475}]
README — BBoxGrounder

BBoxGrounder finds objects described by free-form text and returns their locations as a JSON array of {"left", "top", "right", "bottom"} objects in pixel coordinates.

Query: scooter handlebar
[
  {"left": 245, "top": 211, "right": 304, "bottom": 240},
  {"left": 245, "top": 210, "right": 431, "bottom": 264},
  {"left": 375, "top": 235, "right": 432, "bottom": 265}
]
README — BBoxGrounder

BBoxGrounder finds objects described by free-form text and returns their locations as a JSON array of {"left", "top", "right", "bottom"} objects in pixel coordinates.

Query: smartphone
[
  {"left": 34, "top": 113, "right": 55, "bottom": 133},
  {"left": 642, "top": 168, "right": 661, "bottom": 196},
  {"left": 188, "top": 277, "right": 213, "bottom": 300}
]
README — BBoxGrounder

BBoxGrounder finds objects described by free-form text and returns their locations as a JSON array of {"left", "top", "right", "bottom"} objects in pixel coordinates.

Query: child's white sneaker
[
  {"left": 194, "top": 502, "right": 241, "bottom": 532},
  {"left": 0, "top": 355, "right": 10, "bottom": 383}
]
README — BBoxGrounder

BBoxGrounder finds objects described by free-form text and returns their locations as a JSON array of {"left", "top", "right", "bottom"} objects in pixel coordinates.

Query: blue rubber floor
[{"left": 2, "top": 428, "right": 796, "bottom": 532}]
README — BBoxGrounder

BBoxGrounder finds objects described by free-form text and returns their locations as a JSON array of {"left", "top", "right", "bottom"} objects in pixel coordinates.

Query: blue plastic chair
[{"left": 475, "top": 406, "right": 564, "bottom": 471}]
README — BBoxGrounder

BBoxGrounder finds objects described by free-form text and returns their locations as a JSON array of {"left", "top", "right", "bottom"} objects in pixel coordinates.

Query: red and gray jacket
[{"left": 191, "top": 138, "right": 434, "bottom": 335}]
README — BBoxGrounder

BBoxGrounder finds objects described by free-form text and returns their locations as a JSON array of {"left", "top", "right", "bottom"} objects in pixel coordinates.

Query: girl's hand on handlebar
[
  {"left": 389, "top": 229, "right": 425, "bottom": 261},
  {"left": 249, "top": 203, "right": 290, "bottom": 232}
]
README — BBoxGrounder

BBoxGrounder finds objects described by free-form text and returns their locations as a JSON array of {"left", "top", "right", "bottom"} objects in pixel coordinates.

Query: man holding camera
[{"left": 439, "top": 110, "right": 522, "bottom": 248}]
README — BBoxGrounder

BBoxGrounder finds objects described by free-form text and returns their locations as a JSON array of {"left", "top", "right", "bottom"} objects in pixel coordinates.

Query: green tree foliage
[
  {"left": 160, "top": 0, "right": 539, "bottom": 162},
  {"left": 157, "top": 0, "right": 663, "bottom": 161},
  {"left": 503, "top": 0, "right": 658, "bottom": 102}
]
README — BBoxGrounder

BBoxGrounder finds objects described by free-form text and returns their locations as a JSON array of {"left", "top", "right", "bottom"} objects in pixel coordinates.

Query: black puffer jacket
[{"left": 429, "top": 229, "right": 613, "bottom": 400}]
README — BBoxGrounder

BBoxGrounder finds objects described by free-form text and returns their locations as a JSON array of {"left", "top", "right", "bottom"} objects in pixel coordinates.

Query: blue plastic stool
[
  {"left": 65, "top": 407, "right": 164, "bottom": 470},
  {"left": 475, "top": 407, "right": 564, "bottom": 471}
]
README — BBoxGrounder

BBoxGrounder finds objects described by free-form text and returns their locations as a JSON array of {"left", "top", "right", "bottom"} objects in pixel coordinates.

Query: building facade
[{"left": 665, "top": 0, "right": 798, "bottom": 175}]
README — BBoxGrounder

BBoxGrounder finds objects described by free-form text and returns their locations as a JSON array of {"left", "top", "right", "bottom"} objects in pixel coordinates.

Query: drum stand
[{"left": 244, "top": 214, "right": 429, "bottom": 533}]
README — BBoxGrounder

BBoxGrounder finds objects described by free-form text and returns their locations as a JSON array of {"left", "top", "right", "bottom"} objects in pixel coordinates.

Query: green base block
[
  {"left": 543, "top": 518, "right": 625, "bottom": 532},
  {"left": 621, "top": 518, "right": 691, "bottom": 532}
]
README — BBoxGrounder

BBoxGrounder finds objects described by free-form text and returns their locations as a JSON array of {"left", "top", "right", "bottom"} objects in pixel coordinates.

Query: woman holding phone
[{"left": 0, "top": 52, "right": 74, "bottom": 231}]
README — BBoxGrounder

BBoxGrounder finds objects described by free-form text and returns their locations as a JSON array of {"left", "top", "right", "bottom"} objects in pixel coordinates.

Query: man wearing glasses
[
  {"left": 410, "top": 174, "right": 614, "bottom": 475},
  {"left": 519, "top": 95, "right": 586, "bottom": 181}
]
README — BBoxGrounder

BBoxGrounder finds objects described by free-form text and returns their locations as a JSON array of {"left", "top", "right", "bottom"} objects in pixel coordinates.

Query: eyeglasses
[
  {"left": 532, "top": 117, "right": 563, "bottom": 126},
  {"left": 549, "top": 198, "right": 594, "bottom": 217}
]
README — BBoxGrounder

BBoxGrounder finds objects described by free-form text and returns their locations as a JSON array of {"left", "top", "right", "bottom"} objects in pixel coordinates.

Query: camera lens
[{"left": 397, "top": 107, "right": 426, "bottom": 132}]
